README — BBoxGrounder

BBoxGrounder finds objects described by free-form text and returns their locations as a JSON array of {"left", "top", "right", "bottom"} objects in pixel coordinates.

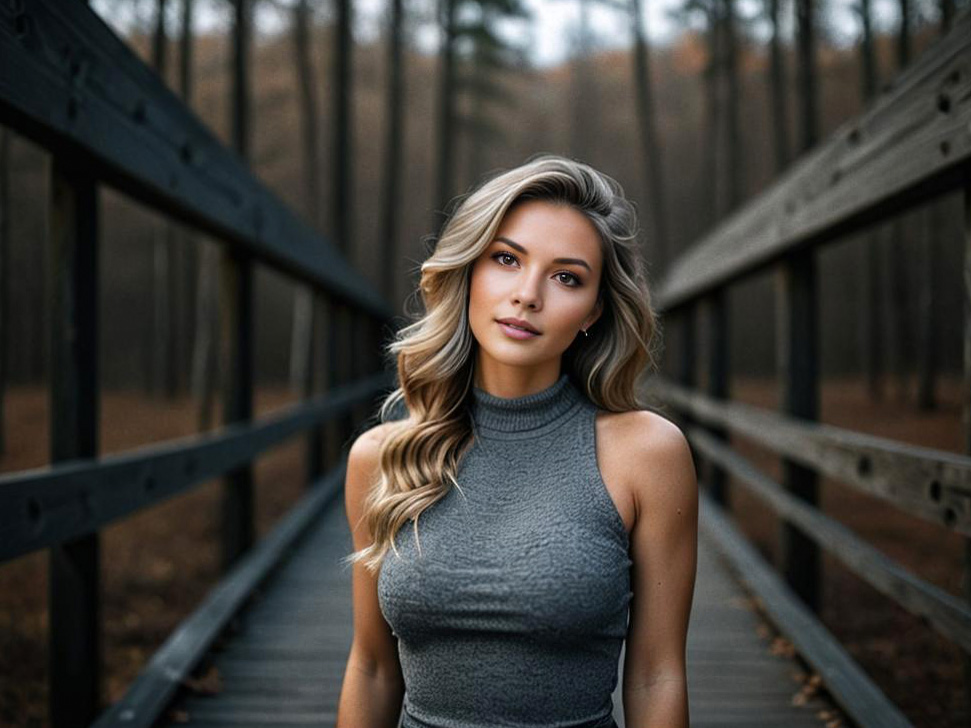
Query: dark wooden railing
[
  {"left": 650, "top": 8, "right": 971, "bottom": 727},
  {"left": 0, "top": 2, "right": 396, "bottom": 727}
]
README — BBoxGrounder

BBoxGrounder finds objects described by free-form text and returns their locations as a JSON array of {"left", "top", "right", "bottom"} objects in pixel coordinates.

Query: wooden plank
[
  {"left": 0, "top": 372, "right": 392, "bottom": 562},
  {"left": 0, "top": 0, "right": 390, "bottom": 320},
  {"left": 698, "top": 490, "right": 914, "bottom": 728},
  {"left": 48, "top": 152, "right": 100, "bottom": 728},
  {"left": 656, "top": 8, "right": 971, "bottom": 309},
  {"left": 648, "top": 376, "right": 971, "bottom": 533},
  {"left": 88, "top": 465, "right": 347, "bottom": 728},
  {"left": 690, "top": 426, "right": 971, "bottom": 652}
]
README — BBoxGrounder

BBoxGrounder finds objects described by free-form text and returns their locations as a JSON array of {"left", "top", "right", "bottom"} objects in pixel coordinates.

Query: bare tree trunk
[
  {"left": 916, "top": 5, "right": 954, "bottom": 409},
  {"left": 192, "top": 241, "right": 219, "bottom": 431},
  {"left": 381, "top": 0, "right": 405, "bottom": 304},
  {"left": 767, "top": 0, "right": 789, "bottom": 173},
  {"left": 151, "top": 0, "right": 174, "bottom": 398},
  {"left": 0, "top": 127, "right": 8, "bottom": 455},
  {"left": 856, "top": 0, "right": 883, "bottom": 401},
  {"left": 795, "top": 0, "right": 818, "bottom": 151},
  {"left": 630, "top": 0, "right": 669, "bottom": 276},
  {"left": 332, "top": 0, "right": 353, "bottom": 252},
  {"left": 435, "top": 0, "right": 459, "bottom": 234},
  {"left": 702, "top": 5, "right": 722, "bottom": 232},
  {"left": 181, "top": 0, "right": 219, "bottom": 430},
  {"left": 290, "top": 0, "right": 321, "bottom": 392},
  {"left": 888, "top": 0, "right": 913, "bottom": 403},
  {"left": 723, "top": 0, "right": 741, "bottom": 212},
  {"left": 178, "top": 0, "right": 196, "bottom": 395}
]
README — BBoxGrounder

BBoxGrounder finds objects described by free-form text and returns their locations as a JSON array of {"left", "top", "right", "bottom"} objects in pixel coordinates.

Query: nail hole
[
  {"left": 943, "top": 507, "right": 957, "bottom": 528},
  {"left": 937, "top": 93, "right": 951, "bottom": 113},
  {"left": 856, "top": 455, "right": 872, "bottom": 478},
  {"left": 928, "top": 480, "right": 941, "bottom": 502}
]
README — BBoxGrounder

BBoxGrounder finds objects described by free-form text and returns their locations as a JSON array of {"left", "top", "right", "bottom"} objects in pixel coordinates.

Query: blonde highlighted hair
[{"left": 343, "top": 153, "right": 661, "bottom": 573}]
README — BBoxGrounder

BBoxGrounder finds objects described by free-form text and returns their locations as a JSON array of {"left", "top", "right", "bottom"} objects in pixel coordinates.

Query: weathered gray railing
[
  {"left": 0, "top": 2, "right": 395, "bottom": 727},
  {"left": 650, "top": 8, "right": 971, "bottom": 727}
]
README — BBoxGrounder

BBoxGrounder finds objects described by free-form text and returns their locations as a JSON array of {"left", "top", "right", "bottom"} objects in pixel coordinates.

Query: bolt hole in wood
[
  {"left": 943, "top": 507, "right": 957, "bottom": 528},
  {"left": 937, "top": 93, "right": 951, "bottom": 114},
  {"left": 856, "top": 454, "right": 872, "bottom": 478},
  {"left": 928, "top": 479, "right": 942, "bottom": 503}
]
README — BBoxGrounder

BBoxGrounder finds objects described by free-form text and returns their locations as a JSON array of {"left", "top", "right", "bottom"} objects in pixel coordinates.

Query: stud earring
[{"left": 582, "top": 328, "right": 589, "bottom": 337}]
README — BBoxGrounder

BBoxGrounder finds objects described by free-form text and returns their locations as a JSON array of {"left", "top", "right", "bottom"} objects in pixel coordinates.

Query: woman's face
[{"left": 468, "top": 199, "right": 603, "bottom": 382}]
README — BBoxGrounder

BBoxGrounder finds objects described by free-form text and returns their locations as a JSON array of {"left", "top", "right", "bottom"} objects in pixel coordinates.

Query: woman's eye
[{"left": 491, "top": 252, "right": 579, "bottom": 287}]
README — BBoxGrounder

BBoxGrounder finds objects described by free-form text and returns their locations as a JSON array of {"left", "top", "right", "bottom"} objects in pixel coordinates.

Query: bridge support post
[
  {"left": 48, "top": 156, "right": 101, "bottom": 728},
  {"left": 963, "top": 180, "right": 971, "bottom": 716},
  {"left": 776, "top": 247, "right": 820, "bottom": 613},
  {"left": 678, "top": 303, "right": 701, "bottom": 478},
  {"left": 219, "top": 247, "right": 254, "bottom": 571},
  {"left": 305, "top": 289, "right": 324, "bottom": 485},
  {"left": 705, "top": 288, "right": 730, "bottom": 506}
]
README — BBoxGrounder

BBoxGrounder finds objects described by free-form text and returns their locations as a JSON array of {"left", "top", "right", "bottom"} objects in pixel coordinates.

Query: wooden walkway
[{"left": 159, "top": 493, "right": 836, "bottom": 728}]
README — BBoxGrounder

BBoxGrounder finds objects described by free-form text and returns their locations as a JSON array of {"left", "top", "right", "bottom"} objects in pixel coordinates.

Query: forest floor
[{"left": 0, "top": 374, "right": 967, "bottom": 728}]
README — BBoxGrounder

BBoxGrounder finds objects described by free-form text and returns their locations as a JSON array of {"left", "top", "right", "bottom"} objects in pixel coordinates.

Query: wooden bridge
[{"left": 1, "top": 2, "right": 970, "bottom": 727}]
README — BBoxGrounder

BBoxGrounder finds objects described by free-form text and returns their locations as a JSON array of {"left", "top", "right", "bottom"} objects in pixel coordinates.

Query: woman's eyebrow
[{"left": 493, "top": 236, "right": 592, "bottom": 272}]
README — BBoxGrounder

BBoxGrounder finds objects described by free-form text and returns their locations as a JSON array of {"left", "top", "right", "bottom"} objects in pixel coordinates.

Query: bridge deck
[{"left": 159, "top": 493, "right": 834, "bottom": 728}]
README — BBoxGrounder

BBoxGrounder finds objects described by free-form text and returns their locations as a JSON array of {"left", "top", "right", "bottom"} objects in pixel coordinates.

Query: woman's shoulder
[
  {"left": 595, "top": 406, "right": 686, "bottom": 452},
  {"left": 595, "top": 407, "right": 695, "bottom": 510}
]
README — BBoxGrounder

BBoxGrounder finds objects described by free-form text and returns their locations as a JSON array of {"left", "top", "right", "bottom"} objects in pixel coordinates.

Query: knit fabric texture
[{"left": 376, "top": 373, "right": 633, "bottom": 728}]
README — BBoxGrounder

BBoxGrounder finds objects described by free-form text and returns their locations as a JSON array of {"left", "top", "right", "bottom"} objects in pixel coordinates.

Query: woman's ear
[{"left": 584, "top": 295, "right": 604, "bottom": 330}]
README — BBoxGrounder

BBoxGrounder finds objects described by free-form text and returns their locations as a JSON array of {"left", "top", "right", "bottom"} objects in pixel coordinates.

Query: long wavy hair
[{"left": 343, "top": 153, "right": 661, "bottom": 573}]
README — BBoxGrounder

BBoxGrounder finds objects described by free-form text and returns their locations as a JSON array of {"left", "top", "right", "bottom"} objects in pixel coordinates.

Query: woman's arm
[
  {"left": 621, "top": 413, "right": 699, "bottom": 728},
  {"left": 336, "top": 426, "right": 405, "bottom": 728}
]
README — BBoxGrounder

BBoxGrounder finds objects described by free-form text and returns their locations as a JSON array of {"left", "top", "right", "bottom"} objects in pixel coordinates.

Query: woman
[{"left": 336, "top": 154, "right": 698, "bottom": 728}]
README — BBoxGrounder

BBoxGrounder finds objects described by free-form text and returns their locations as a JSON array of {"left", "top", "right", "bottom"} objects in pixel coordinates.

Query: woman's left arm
[{"left": 621, "top": 413, "right": 699, "bottom": 728}]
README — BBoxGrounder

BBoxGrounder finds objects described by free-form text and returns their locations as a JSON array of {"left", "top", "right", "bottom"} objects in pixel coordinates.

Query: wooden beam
[
  {"left": 0, "top": 373, "right": 392, "bottom": 563},
  {"left": 0, "top": 0, "right": 391, "bottom": 320},
  {"left": 699, "top": 490, "right": 914, "bottom": 728},
  {"left": 88, "top": 465, "right": 348, "bottom": 728},
  {"left": 692, "top": 427, "right": 971, "bottom": 654},
  {"left": 656, "top": 8, "right": 971, "bottom": 310},
  {"left": 646, "top": 377, "right": 971, "bottom": 534}
]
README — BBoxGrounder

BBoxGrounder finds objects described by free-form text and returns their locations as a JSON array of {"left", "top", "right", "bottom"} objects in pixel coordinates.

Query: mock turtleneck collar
[{"left": 470, "top": 373, "right": 585, "bottom": 436}]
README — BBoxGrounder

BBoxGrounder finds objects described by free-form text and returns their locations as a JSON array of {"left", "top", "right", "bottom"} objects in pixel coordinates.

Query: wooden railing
[
  {"left": 0, "top": 2, "right": 396, "bottom": 727},
  {"left": 650, "top": 8, "right": 971, "bottom": 728}
]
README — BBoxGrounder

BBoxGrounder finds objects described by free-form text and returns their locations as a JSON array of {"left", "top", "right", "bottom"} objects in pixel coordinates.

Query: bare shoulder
[
  {"left": 596, "top": 409, "right": 697, "bottom": 520},
  {"left": 350, "top": 420, "right": 398, "bottom": 458},
  {"left": 345, "top": 422, "right": 399, "bottom": 512}
]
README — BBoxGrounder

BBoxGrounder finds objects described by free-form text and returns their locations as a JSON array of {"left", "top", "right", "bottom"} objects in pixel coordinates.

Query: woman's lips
[{"left": 497, "top": 321, "right": 540, "bottom": 340}]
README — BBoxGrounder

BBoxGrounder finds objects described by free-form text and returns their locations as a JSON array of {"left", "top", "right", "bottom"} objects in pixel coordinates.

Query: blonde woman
[{"left": 336, "top": 154, "right": 698, "bottom": 728}]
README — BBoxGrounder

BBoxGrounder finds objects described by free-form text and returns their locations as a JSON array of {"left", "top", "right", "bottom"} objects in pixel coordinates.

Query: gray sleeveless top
[{"left": 377, "top": 373, "right": 633, "bottom": 728}]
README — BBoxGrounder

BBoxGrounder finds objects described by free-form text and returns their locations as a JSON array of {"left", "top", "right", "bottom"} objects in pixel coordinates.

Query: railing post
[
  {"left": 305, "top": 288, "right": 324, "bottom": 486},
  {"left": 706, "top": 288, "right": 730, "bottom": 506},
  {"left": 678, "top": 303, "right": 702, "bottom": 477},
  {"left": 776, "top": 248, "right": 820, "bottom": 612},
  {"left": 48, "top": 156, "right": 100, "bottom": 727},
  {"left": 324, "top": 297, "right": 342, "bottom": 467},
  {"left": 339, "top": 301, "right": 355, "bottom": 454},
  {"left": 963, "top": 179, "right": 971, "bottom": 716},
  {"left": 218, "top": 247, "right": 254, "bottom": 570}
]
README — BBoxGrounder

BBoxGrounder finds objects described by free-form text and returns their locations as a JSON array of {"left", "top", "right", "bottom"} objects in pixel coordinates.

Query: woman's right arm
[{"left": 336, "top": 425, "right": 405, "bottom": 728}]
